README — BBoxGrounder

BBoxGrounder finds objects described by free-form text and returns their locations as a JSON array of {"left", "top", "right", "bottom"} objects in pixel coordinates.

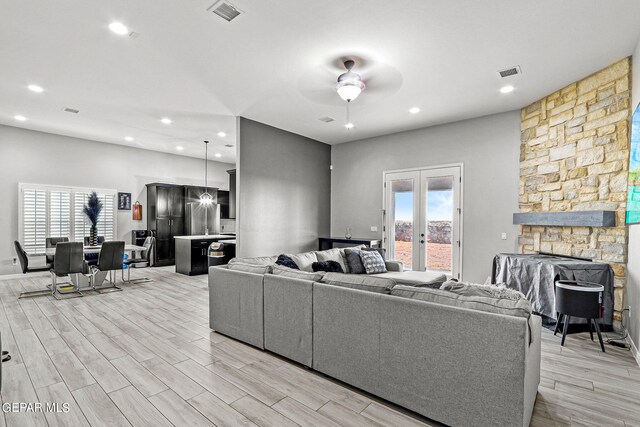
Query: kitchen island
[{"left": 174, "top": 235, "right": 236, "bottom": 276}]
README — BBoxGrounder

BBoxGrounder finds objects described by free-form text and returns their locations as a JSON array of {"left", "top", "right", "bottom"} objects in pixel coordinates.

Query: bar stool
[{"left": 554, "top": 280, "right": 605, "bottom": 352}]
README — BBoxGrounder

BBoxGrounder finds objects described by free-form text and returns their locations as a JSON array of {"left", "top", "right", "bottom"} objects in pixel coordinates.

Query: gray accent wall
[
  {"left": 237, "top": 117, "right": 331, "bottom": 258},
  {"left": 330, "top": 111, "right": 521, "bottom": 283},
  {"left": 0, "top": 124, "right": 233, "bottom": 275},
  {"left": 626, "top": 39, "right": 640, "bottom": 358}
]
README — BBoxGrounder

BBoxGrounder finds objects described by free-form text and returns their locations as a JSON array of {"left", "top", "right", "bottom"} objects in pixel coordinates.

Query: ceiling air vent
[
  {"left": 62, "top": 107, "right": 79, "bottom": 114},
  {"left": 207, "top": 1, "right": 242, "bottom": 22},
  {"left": 224, "top": 144, "right": 234, "bottom": 148},
  {"left": 498, "top": 66, "right": 522, "bottom": 78},
  {"left": 319, "top": 116, "right": 335, "bottom": 123}
]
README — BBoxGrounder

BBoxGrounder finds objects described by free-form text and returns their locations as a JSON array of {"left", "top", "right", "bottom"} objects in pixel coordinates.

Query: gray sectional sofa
[{"left": 208, "top": 247, "right": 541, "bottom": 427}]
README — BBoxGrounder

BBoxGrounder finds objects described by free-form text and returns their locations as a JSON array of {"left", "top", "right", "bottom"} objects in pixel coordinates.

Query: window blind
[{"left": 20, "top": 184, "right": 117, "bottom": 254}]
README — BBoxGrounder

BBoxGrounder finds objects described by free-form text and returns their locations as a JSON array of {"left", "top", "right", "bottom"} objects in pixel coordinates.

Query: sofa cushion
[
  {"left": 275, "top": 254, "right": 299, "bottom": 270},
  {"left": 390, "top": 285, "right": 532, "bottom": 318},
  {"left": 321, "top": 272, "right": 396, "bottom": 294},
  {"left": 361, "top": 250, "right": 387, "bottom": 274},
  {"left": 271, "top": 265, "right": 325, "bottom": 281},
  {"left": 315, "top": 248, "right": 349, "bottom": 273},
  {"left": 377, "top": 271, "right": 446, "bottom": 287},
  {"left": 229, "top": 255, "right": 278, "bottom": 266},
  {"left": 228, "top": 262, "right": 272, "bottom": 275},
  {"left": 312, "top": 261, "right": 344, "bottom": 273},
  {"left": 287, "top": 251, "right": 318, "bottom": 272},
  {"left": 440, "top": 280, "right": 526, "bottom": 300}
]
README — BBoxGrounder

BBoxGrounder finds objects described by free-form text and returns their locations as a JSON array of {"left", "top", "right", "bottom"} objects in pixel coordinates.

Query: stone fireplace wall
[{"left": 519, "top": 58, "right": 631, "bottom": 325}]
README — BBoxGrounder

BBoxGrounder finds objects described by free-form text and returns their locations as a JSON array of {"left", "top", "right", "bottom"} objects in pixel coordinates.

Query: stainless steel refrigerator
[{"left": 185, "top": 202, "right": 220, "bottom": 236}]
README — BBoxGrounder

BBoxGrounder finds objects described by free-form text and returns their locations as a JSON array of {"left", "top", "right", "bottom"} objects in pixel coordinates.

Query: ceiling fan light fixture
[{"left": 336, "top": 81, "right": 365, "bottom": 102}]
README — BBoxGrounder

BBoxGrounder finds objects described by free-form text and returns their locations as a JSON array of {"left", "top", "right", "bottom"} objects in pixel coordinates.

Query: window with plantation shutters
[
  {"left": 21, "top": 188, "right": 47, "bottom": 254},
  {"left": 19, "top": 183, "right": 117, "bottom": 254}
]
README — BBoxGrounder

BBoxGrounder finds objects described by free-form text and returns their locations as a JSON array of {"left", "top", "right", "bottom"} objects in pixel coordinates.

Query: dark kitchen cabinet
[
  {"left": 175, "top": 237, "right": 216, "bottom": 275},
  {"left": 147, "top": 184, "right": 185, "bottom": 266},
  {"left": 218, "top": 190, "right": 230, "bottom": 219}
]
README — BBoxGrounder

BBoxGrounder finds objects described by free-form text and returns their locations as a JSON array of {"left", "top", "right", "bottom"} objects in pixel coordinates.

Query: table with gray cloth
[{"left": 492, "top": 253, "right": 614, "bottom": 325}]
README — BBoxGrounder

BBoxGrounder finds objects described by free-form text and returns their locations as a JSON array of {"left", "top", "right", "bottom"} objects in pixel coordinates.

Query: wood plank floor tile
[
  {"left": 188, "top": 391, "right": 258, "bottom": 427},
  {"left": 72, "top": 384, "right": 131, "bottom": 427},
  {"left": 141, "top": 357, "right": 205, "bottom": 400},
  {"left": 49, "top": 350, "right": 96, "bottom": 391},
  {"left": 231, "top": 395, "right": 299, "bottom": 427},
  {"left": 174, "top": 358, "right": 246, "bottom": 404},
  {"left": 35, "top": 382, "right": 89, "bottom": 427},
  {"left": 111, "top": 355, "right": 168, "bottom": 398},
  {"left": 318, "top": 401, "right": 385, "bottom": 427},
  {"left": 0, "top": 364, "right": 48, "bottom": 427},
  {"left": 206, "top": 361, "right": 286, "bottom": 406},
  {"left": 14, "top": 328, "right": 62, "bottom": 388},
  {"left": 148, "top": 389, "right": 215, "bottom": 427},
  {"left": 273, "top": 396, "right": 343, "bottom": 427},
  {"left": 109, "top": 386, "right": 173, "bottom": 427}
]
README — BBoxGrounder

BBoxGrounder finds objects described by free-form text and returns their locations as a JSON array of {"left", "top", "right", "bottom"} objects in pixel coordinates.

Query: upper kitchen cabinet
[{"left": 227, "top": 169, "right": 236, "bottom": 219}]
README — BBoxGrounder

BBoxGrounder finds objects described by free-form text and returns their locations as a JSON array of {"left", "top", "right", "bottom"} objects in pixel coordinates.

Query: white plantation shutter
[
  {"left": 22, "top": 188, "right": 47, "bottom": 254},
  {"left": 49, "top": 191, "right": 71, "bottom": 238},
  {"left": 19, "top": 184, "right": 117, "bottom": 252}
]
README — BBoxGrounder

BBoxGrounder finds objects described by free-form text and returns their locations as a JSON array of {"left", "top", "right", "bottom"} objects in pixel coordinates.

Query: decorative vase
[
  {"left": 89, "top": 226, "right": 97, "bottom": 246},
  {"left": 345, "top": 227, "right": 352, "bottom": 240}
]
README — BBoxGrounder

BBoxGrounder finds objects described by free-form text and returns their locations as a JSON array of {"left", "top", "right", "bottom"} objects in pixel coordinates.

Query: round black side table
[{"left": 553, "top": 280, "right": 605, "bottom": 352}]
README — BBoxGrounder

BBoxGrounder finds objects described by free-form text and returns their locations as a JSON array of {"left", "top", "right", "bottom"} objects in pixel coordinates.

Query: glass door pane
[
  {"left": 391, "top": 179, "right": 415, "bottom": 270},
  {"left": 424, "top": 176, "right": 454, "bottom": 275}
]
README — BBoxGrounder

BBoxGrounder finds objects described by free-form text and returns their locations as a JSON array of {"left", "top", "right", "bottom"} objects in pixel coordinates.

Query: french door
[{"left": 383, "top": 165, "right": 462, "bottom": 279}]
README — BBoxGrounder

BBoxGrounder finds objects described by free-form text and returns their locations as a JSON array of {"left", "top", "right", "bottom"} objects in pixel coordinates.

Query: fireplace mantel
[{"left": 513, "top": 211, "right": 616, "bottom": 227}]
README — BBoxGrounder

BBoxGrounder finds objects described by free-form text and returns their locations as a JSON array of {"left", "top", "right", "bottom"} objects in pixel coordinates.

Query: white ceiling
[{"left": 1, "top": 0, "right": 640, "bottom": 162}]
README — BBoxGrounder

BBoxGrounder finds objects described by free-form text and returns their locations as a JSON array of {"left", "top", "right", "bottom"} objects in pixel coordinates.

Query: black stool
[{"left": 554, "top": 280, "right": 605, "bottom": 352}]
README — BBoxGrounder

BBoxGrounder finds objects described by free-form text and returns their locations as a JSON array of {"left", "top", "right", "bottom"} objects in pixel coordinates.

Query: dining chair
[
  {"left": 88, "top": 241, "right": 125, "bottom": 293},
  {"left": 84, "top": 236, "right": 105, "bottom": 265},
  {"left": 122, "top": 236, "right": 155, "bottom": 283},
  {"left": 14, "top": 241, "right": 51, "bottom": 274},
  {"left": 45, "top": 237, "right": 69, "bottom": 265},
  {"left": 49, "top": 242, "right": 86, "bottom": 299}
]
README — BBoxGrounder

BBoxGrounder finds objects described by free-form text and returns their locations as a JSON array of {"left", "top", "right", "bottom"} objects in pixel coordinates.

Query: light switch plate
[
  {"left": 371, "top": 226, "right": 378, "bottom": 232},
  {"left": 501, "top": 233, "right": 507, "bottom": 240}
]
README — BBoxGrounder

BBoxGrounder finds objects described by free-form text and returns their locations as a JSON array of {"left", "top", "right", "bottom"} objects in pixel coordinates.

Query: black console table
[{"left": 318, "top": 237, "right": 382, "bottom": 251}]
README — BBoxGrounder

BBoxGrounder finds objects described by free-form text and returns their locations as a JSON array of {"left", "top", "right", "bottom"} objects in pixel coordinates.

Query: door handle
[{"left": 420, "top": 240, "right": 425, "bottom": 244}]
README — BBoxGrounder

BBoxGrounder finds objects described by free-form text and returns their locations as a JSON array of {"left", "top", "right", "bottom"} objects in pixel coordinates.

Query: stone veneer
[{"left": 519, "top": 58, "right": 631, "bottom": 326}]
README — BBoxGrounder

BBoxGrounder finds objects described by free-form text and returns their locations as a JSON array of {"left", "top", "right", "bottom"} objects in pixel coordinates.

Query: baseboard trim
[{"left": 629, "top": 336, "right": 640, "bottom": 368}]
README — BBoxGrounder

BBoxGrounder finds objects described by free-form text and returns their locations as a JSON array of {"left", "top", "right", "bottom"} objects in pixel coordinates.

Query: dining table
[{"left": 37, "top": 244, "right": 147, "bottom": 287}]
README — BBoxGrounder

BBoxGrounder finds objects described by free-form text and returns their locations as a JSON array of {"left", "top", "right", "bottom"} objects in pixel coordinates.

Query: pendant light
[
  {"left": 200, "top": 140, "right": 213, "bottom": 235},
  {"left": 336, "top": 60, "right": 364, "bottom": 129}
]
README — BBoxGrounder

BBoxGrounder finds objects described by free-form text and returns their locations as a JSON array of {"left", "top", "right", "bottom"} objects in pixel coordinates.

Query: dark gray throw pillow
[
  {"left": 275, "top": 254, "right": 299, "bottom": 269},
  {"left": 312, "top": 260, "right": 344, "bottom": 273},
  {"left": 344, "top": 248, "right": 366, "bottom": 274}
]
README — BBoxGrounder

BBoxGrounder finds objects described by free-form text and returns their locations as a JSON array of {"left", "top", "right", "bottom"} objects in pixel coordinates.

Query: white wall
[
  {"left": 330, "top": 111, "right": 521, "bottom": 283},
  {"left": 237, "top": 118, "right": 331, "bottom": 258},
  {"left": 0, "top": 124, "right": 234, "bottom": 275},
  {"left": 627, "top": 43, "right": 640, "bottom": 358}
]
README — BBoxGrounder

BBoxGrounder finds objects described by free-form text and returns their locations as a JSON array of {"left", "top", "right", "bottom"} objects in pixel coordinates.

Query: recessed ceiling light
[
  {"left": 217, "top": 132, "right": 227, "bottom": 138},
  {"left": 214, "top": 153, "right": 222, "bottom": 158},
  {"left": 176, "top": 146, "right": 184, "bottom": 151},
  {"left": 409, "top": 107, "right": 421, "bottom": 114},
  {"left": 124, "top": 136, "right": 134, "bottom": 142},
  {"left": 345, "top": 122, "right": 355, "bottom": 129},
  {"left": 28, "top": 84, "right": 44, "bottom": 93},
  {"left": 109, "top": 22, "right": 129, "bottom": 35},
  {"left": 161, "top": 117, "right": 172, "bottom": 124},
  {"left": 14, "top": 115, "right": 27, "bottom": 121},
  {"left": 500, "top": 85, "right": 515, "bottom": 94}
]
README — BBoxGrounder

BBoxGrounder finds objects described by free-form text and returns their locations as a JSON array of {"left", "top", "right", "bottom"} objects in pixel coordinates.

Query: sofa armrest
[{"left": 385, "top": 260, "right": 403, "bottom": 272}]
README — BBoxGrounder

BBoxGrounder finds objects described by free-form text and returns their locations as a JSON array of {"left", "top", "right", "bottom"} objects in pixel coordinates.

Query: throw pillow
[
  {"left": 360, "top": 250, "right": 387, "bottom": 274},
  {"left": 363, "top": 247, "right": 386, "bottom": 260},
  {"left": 312, "top": 260, "right": 344, "bottom": 273},
  {"left": 275, "top": 254, "right": 299, "bottom": 270},
  {"left": 344, "top": 248, "right": 366, "bottom": 274}
]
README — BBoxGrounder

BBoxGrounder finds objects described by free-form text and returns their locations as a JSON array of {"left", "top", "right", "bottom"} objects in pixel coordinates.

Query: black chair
[
  {"left": 49, "top": 242, "right": 86, "bottom": 299},
  {"left": 123, "top": 237, "right": 155, "bottom": 283},
  {"left": 84, "top": 236, "right": 105, "bottom": 265},
  {"left": 554, "top": 280, "right": 605, "bottom": 352},
  {"left": 14, "top": 241, "right": 51, "bottom": 274},
  {"left": 45, "top": 237, "right": 69, "bottom": 265},
  {"left": 89, "top": 241, "right": 125, "bottom": 293}
]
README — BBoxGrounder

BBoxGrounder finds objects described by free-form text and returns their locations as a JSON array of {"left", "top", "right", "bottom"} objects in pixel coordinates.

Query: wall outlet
[
  {"left": 371, "top": 226, "right": 378, "bottom": 232},
  {"left": 12, "top": 257, "right": 17, "bottom": 266},
  {"left": 501, "top": 232, "right": 507, "bottom": 240}
]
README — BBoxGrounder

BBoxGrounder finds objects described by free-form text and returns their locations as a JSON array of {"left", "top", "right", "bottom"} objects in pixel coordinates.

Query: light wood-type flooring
[{"left": 0, "top": 267, "right": 638, "bottom": 427}]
